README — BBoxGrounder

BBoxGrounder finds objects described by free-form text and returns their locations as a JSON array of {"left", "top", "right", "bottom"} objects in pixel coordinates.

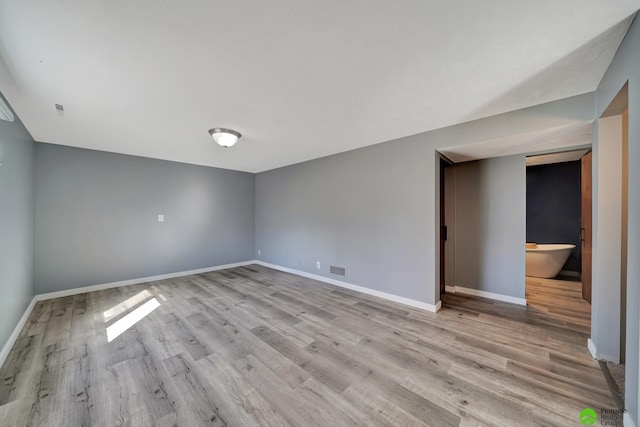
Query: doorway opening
[{"left": 524, "top": 149, "right": 592, "bottom": 337}]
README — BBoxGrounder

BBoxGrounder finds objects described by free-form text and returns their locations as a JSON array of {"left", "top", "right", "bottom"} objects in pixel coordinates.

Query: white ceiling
[
  {"left": 440, "top": 121, "right": 593, "bottom": 163},
  {"left": 0, "top": 1, "right": 637, "bottom": 172},
  {"left": 526, "top": 149, "right": 590, "bottom": 167}
]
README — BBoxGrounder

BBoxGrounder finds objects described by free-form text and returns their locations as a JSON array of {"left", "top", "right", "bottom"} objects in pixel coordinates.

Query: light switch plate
[{"left": 158, "top": 214, "right": 164, "bottom": 222}]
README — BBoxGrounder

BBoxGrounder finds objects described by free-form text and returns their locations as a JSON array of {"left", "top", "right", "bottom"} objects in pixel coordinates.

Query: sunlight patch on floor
[
  {"left": 106, "top": 297, "right": 160, "bottom": 342},
  {"left": 103, "top": 289, "right": 153, "bottom": 322}
]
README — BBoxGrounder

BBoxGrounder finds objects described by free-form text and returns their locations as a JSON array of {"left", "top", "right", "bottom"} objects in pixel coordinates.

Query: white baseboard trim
[
  {"left": 588, "top": 338, "right": 598, "bottom": 359},
  {"left": 446, "top": 285, "right": 527, "bottom": 306},
  {"left": 254, "top": 260, "right": 441, "bottom": 313},
  {"left": 0, "top": 296, "right": 38, "bottom": 369},
  {"left": 624, "top": 412, "right": 636, "bottom": 427},
  {"left": 35, "top": 260, "right": 256, "bottom": 301},
  {"left": 586, "top": 338, "right": 620, "bottom": 362}
]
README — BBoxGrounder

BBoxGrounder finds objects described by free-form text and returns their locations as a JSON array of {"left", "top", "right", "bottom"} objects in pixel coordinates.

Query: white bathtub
[{"left": 525, "top": 244, "right": 576, "bottom": 278}]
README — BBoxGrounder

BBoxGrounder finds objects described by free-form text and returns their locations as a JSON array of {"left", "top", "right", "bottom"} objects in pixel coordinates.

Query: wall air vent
[
  {"left": 0, "top": 97, "right": 14, "bottom": 122},
  {"left": 330, "top": 266, "right": 346, "bottom": 276}
]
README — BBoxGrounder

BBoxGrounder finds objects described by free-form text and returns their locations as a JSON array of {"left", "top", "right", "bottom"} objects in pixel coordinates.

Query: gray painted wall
[
  {"left": 594, "top": 14, "right": 639, "bottom": 425},
  {"left": 256, "top": 94, "right": 593, "bottom": 306},
  {"left": 452, "top": 156, "right": 526, "bottom": 298},
  {"left": 255, "top": 138, "right": 434, "bottom": 304},
  {"left": 0, "top": 96, "right": 35, "bottom": 353},
  {"left": 35, "top": 144, "right": 255, "bottom": 293}
]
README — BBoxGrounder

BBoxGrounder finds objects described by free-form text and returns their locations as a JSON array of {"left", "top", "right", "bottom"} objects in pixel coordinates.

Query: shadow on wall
[{"left": 526, "top": 161, "right": 582, "bottom": 272}]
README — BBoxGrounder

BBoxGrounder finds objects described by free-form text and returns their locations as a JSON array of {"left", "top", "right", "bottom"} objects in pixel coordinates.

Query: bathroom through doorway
[{"left": 524, "top": 149, "right": 592, "bottom": 345}]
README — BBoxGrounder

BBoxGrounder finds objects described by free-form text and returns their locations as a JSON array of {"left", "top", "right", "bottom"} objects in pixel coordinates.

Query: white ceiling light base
[{"left": 209, "top": 128, "right": 241, "bottom": 148}]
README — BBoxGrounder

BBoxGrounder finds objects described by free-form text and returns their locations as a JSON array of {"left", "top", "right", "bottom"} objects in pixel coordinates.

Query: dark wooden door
[
  {"left": 440, "top": 159, "right": 447, "bottom": 296},
  {"left": 581, "top": 152, "right": 592, "bottom": 303}
]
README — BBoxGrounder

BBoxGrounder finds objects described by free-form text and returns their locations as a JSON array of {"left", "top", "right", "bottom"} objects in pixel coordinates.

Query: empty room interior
[{"left": 1, "top": 2, "right": 640, "bottom": 426}]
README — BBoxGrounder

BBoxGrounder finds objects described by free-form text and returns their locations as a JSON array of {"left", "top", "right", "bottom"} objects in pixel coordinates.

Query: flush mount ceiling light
[{"left": 209, "top": 128, "right": 241, "bottom": 148}]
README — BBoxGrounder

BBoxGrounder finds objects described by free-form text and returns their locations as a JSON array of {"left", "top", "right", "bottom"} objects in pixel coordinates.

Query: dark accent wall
[{"left": 526, "top": 161, "right": 582, "bottom": 272}]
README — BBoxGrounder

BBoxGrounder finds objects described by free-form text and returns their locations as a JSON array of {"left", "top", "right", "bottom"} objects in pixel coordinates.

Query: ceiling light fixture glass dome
[{"left": 209, "top": 128, "right": 241, "bottom": 148}]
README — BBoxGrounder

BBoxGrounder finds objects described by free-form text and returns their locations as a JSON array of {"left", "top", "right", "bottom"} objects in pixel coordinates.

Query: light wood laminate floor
[{"left": 0, "top": 266, "right": 614, "bottom": 426}]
